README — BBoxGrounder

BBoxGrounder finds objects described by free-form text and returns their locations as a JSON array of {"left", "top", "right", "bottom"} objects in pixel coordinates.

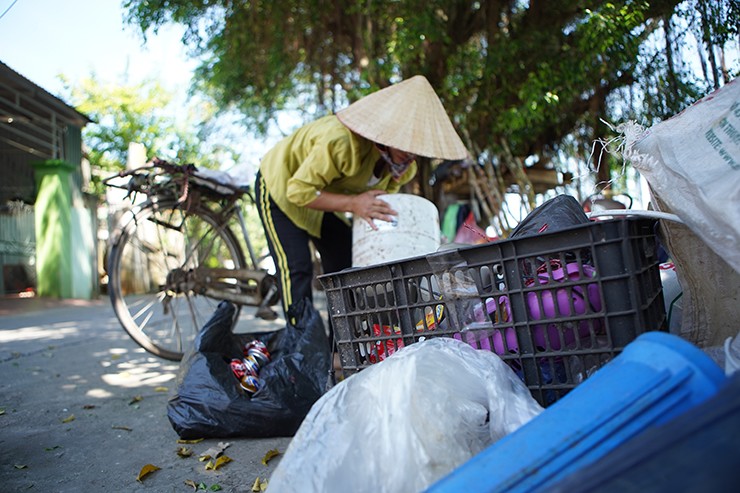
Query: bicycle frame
[{"left": 105, "top": 160, "right": 279, "bottom": 320}]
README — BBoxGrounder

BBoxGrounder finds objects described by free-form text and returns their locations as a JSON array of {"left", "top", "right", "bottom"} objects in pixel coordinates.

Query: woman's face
[{"left": 387, "top": 147, "right": 416, "bottom": 166}]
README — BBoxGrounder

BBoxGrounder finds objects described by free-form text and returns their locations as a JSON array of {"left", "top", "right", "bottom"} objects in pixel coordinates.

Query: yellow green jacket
[{"left": 259, "top": 115, "right": 417, "bottom": 237}]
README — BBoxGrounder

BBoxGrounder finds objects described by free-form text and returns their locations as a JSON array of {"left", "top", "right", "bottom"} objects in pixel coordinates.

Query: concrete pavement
[{"left": 0, "top": 295, "right": 293, "bottom": 492}]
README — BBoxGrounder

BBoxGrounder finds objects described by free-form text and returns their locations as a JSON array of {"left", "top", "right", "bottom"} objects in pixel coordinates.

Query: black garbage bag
[
  {"left": 509, "top": 194, "right": 594, "bottom": 283},
  {"left": 167, "top": 298, "right": 330, "bottom": 438},
  {"left": 510, "top": 194, "right": 590, "bottom": 238}
]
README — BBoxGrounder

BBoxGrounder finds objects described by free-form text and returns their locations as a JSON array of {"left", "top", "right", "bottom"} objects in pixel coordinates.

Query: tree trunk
[
  {"left": 698, "top": 1, "right": 721, "bottom": 89},
  {"left": 663, "top": 16, "right": 679, "bottom": 110}
]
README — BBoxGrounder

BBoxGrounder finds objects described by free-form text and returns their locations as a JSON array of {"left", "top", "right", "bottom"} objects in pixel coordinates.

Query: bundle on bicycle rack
[{"left": 319, "top": 196, "right": 667, "bottom": 406}]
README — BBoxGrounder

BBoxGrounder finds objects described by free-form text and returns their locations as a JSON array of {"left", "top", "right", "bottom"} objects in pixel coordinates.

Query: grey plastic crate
[{"left": 319, "top": 218, "right": 667, "bottom": 406}]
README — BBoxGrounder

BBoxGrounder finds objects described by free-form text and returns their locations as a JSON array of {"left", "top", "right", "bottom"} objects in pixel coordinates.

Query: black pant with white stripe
[{"left": 254, "top": 171, "right": 352, "bottom": 327}]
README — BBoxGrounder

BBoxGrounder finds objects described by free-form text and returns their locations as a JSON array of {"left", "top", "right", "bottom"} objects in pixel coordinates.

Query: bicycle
[{"left": 103, "top": 158, "right": 280, "bottom": 361}]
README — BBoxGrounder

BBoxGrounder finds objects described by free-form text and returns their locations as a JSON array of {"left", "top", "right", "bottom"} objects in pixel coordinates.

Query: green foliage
[
  {"left": 62, "top": 75, "right": 175, "bottom": 171},
  {"left": 61, "top": 75, "right": 241, "bottom": 196},
  {"left": 122, "top": 0, "right": 738, "bottom": 202}
]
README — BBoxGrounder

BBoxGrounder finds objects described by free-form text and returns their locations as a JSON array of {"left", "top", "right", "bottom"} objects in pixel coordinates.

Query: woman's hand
[
  {"left": 350, "top": 190, "right": 398, "bottom": 230},
  {"left": 306, "top": 189, "right": 397, "bottom": 230}
]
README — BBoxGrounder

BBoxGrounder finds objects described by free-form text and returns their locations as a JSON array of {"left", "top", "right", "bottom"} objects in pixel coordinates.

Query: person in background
[{"left": 254, "top": 75, "right": 467, "bottom": 329}]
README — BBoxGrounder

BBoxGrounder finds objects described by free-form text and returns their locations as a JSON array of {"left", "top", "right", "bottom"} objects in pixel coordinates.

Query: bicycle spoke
[
  {"left": 109, "top": 200, "right": 246, "bottom": 361},
  {"left": 170, "top": 317, "right": 182, "bottom": 353},
  {"left": 168, "top": 296, "right": 185, "bottom": 353},
  {"left": 184, "top": 221, "right": 220, "bottom": 267},
  {"left": 187, "top": 213, "right": 236, "bottom": 268},
  {"left": 184, "top": 294, "right": 200, "bottom": 341},
  {"left": 154, "top": 208, "right": 182, "bottom": 273},
  {"left": 132, "top": 296, "right": 159, "bottom": 326}
]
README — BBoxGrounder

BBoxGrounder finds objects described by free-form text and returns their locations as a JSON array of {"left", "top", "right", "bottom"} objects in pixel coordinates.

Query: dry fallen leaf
[
  {"left": 177, "top": 438, "right": 204, "bottom": 444},
  {"left": 112, "top": 425, "right": 133, "bottom": 432},
  {"left": 14, "top": 464, "right": 27, "bottom": 469},
  {"left": 261, "top": 449, "right": 280, "bottom": 466},
  {"left": 61, "top": 414, "right": 75, "bottom": 423},
  {"left": 154, "top": 386, "right": 168, "bottom": 392},
  {"left": 136, "top": 463, "right": 161, "bottom": 482},
  {"left": 184, "top": 479, "right": 198, "bottom": 490},
  {"left": 199, "top": 442, "right": 231, "bottom": 461},
  {"left": 251, "top": 477, "right": 268, "bottom": 491},
  {"left": 129, "top": 395, "right": 143, "bottom": 405},
  {"left": 82, "top": 404, "right": 96, "bottom": 410},
  {"left": 205, "top": 455, "right": 232, "bottom": 471},
  {"left": 177, "top": 446, "right": 193, "bottom": 458}
]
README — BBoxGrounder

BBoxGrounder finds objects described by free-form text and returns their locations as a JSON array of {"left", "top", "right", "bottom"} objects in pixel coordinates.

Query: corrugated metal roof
[
  {"left": 0, "top": 61, "right": 91, "bottom": 125},
  {"left": 0, "top": 60, "right": 91, "bottom": 162}
]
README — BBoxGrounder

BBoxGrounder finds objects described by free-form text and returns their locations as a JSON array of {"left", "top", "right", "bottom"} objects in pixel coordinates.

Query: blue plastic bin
[
  {"left": 545, "top": 371, "right": 740, "bottom": 492},
  {"left": 427, "top": 331, "right": 727, "bottom": 493}
]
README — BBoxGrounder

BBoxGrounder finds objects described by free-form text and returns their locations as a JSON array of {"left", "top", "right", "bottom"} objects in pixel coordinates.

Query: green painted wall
[{"left": 71, "top": 205, "right": 95, "bottom": 298}]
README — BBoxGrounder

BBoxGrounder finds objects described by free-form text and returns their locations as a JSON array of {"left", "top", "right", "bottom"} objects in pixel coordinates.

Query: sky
[
  {"left": 0, "top": 0, "right": 287, "bottom": 171},
  {"left": 0, "top": 0, "right": 195, "bottom": 101}
]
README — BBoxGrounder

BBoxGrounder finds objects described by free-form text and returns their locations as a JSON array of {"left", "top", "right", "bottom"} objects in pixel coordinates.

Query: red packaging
[
  {"left": 369, "top": 324, "right": 404, "bottom": 364},
  {"left": 230, "top": 358, "right": 247, "bottom": 380}
]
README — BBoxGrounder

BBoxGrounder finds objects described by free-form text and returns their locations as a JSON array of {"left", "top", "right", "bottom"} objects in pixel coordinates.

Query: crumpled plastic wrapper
[{"left": 267, "top": 337, "right": 543, "bottom": 493}]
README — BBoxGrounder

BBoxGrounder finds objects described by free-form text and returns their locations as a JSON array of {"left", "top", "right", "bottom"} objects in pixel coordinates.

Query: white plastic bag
[
  {"left": 622, "top": 79, "right": 740, "bottom": 272},
  {"left": 266, "top": 338, "right": 543, "bottom": 493}
]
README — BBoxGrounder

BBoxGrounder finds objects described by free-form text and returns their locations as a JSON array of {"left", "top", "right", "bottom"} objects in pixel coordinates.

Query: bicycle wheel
[{"left": 108, "top": 199, "right": 246, "bottom": 360}]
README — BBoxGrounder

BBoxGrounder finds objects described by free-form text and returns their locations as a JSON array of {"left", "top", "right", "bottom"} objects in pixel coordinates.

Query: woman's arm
[{"left": 307, "top": 189, "right": 397, "bottom": 230}]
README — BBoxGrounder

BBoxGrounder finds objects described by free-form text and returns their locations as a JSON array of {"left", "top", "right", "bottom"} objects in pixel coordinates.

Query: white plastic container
[
  {"left": 659, "top": 262, "right": 683, "bottom": 335},
  {"left": 352, "top": 193, "right": 441, "bottom": 267}
]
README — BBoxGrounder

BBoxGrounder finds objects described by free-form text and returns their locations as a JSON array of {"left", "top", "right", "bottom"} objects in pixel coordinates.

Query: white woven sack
[{"left": 622, "top": 79, "right": 740, "bottom": 273}]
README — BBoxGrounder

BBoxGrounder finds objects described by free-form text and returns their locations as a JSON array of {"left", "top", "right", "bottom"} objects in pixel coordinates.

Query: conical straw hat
[{"left": 336, "top": 75, "right": 468, "bottom": 160}]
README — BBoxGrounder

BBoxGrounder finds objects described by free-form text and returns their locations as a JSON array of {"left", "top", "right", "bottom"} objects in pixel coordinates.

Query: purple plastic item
[
  {"left": 526, "top": 263, "right": 602, "bottom": 350},
  {"left": 455, "top": 263, "right": 603, "bottom": 355},
  {"left": 455, "top": 297, "right": 516, "bottom": 354}
]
